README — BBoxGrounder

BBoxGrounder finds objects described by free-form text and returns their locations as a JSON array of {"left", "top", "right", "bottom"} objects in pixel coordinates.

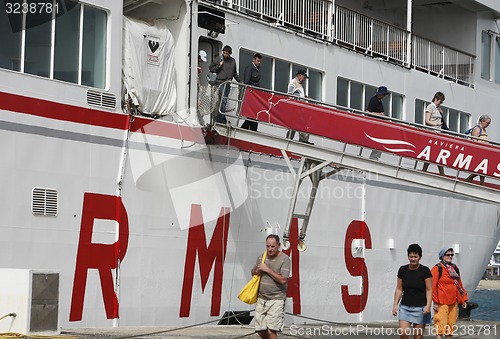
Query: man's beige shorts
[{"left": 254, "top": 298, "right": 285, "bottom": 332}]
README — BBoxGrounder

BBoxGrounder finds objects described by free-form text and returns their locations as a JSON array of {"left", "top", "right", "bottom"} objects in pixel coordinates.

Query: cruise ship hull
[{"left": 0, "top": 0, "right": 499, "bottom": 331}]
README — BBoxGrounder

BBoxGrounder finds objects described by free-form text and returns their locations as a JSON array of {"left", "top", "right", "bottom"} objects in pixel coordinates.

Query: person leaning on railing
[
  {"left": 285, "top": 69, "right": 313, "bottom": 145},
  {"left": 241, "top": 53, "right": 262, "bottom": 131},
  {"left": 465, "top": 115, "right": 491, "bottom": 185},
  {"left": 209, "top": 45, "right": 242, "bottom": 124},
  {"left": 422, "top": 92, "right": 446, "bottom": 176},
  {"left": 366, "top": 86, "right": 390, "bottom": 161}
]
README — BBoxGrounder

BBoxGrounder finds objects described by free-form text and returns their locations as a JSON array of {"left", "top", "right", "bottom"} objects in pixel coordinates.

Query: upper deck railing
[{"left": 202, "top": 0, "right": 475, "bottom": 86}]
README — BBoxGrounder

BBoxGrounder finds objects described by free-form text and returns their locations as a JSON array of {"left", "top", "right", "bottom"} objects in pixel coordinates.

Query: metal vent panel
[
  {"left": 101, "top": 93, "right": 117, "bottom": 109},
  {"left": 32, "top": 188, "right": 58, "bottom": 216},
  {"left": 86, "top": 91, "right": 102, "bottom": 105},
  {"left": 86, "top": 90, "right": 117, "bottom": 109}
]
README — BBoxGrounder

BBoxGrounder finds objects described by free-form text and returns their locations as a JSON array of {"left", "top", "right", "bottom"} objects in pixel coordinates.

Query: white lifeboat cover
[{"left": 122, "top": 16, "right": 176, "bottom": 116}]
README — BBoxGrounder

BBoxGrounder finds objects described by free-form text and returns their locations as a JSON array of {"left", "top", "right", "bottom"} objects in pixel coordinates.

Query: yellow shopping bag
[{"left": 238, "top": 251, "right": 267, "bottom": 304}]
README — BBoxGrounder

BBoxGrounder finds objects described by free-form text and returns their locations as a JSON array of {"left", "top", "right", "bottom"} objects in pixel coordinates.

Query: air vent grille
[
  {"left": 86, "top": 90, "right": 117, "bottom": 109},
  {"left": 32, "top": 188, "right": 58, "bottom": 217}
]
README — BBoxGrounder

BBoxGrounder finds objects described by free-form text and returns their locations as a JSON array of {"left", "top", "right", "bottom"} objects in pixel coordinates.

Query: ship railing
[
  {"left": 412, "top": 35, "right": 475, "bottom": 88},
  {"left": 201, "top": 1, "right": 475, "bottom": 86},
  {"left": 227, "top": 0, "right": 333, "bottom": 39},
  {"left": 334, "top": 6, "right": 475, "bottom": 86},
  {"left": 334, "top": 6, "right": 409, "bottom": 66},
  {"left": 209, "top": 82, "right": 500, "bottom": 199}
]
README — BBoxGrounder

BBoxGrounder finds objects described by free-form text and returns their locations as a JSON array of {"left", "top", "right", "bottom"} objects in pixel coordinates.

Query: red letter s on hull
[{"left": 341, "top": 220, "right": 372, "bottom": 314}]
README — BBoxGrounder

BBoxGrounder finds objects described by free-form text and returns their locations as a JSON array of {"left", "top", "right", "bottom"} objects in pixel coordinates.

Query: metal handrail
[{"left": 213, "top": 82, "right": 498, "bottom": 147}]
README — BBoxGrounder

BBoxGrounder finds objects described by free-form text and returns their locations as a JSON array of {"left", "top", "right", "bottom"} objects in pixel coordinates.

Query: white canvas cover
[{"left": 122, "top": 17, "right": 176, "bottom": 116}]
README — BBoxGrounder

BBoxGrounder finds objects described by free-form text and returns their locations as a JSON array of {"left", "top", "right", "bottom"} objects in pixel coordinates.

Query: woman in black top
[{"left": 393, "top": 244, "right": 432, "bottom": 339}]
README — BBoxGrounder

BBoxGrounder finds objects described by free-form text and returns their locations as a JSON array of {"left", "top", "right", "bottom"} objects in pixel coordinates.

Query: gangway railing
[{"left": 209, "top": 83, "right": 500, "bottom": 249}]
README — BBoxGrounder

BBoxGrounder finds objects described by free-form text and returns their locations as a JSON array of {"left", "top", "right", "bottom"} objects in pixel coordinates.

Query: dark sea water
[{"left": 470, "top": 289, "right": 500, "bottom": 321}]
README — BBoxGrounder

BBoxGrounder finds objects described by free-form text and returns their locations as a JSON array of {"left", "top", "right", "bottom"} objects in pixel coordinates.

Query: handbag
[
  {"left": 440, "top": 112, "right": 449, "bottom": 130},
  {"left": 238, "top": 250, "right": 267, "bottom": 304},
  {"left": 207, "top": 72, "right": 217, "bottom": 86}
]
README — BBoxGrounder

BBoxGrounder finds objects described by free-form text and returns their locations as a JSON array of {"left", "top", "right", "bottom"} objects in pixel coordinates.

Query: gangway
[{"left": 209, "top": 83, "right": 500, "bottom": 250}]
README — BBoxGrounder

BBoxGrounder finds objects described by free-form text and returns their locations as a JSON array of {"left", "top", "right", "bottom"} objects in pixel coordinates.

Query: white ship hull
[{"left": 0, "top": 0, "right": 499, "bottom": 331}]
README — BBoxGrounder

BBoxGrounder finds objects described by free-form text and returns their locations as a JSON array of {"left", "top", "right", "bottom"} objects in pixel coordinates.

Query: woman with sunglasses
[{"left": 431, "top": 248, "right": 468, "bottom": 339}]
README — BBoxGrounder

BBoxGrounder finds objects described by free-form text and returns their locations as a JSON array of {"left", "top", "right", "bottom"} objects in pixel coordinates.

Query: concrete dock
[
  {"left": 60, "top": 320, "right": 500, "bottom": 339},
  {"left": 28, "top": 280, "right": 500, "bottom": 339}
]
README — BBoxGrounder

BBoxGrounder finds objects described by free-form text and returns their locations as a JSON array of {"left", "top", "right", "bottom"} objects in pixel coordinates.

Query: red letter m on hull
[{"left": 180, "top": 204, "right": 230, "bottom": 317}]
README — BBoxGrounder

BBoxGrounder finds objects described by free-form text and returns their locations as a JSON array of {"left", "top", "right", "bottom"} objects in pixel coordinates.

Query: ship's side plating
[{"left": 0, "top": 0, "right": 498, "bottom": 330}]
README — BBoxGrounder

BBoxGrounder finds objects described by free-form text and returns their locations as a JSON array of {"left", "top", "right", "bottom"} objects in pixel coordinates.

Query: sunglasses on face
[{"left": 444, "top": 253, "right": 454, "bottom": 257}]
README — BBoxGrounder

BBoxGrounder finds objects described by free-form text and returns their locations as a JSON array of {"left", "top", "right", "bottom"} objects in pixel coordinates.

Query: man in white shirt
[{"left": 286, "top": 69, "right": 312, "bottom": 144}]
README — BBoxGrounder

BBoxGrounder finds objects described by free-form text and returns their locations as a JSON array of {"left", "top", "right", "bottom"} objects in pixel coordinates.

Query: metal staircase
[{"left": 209, "top": 83, "right": 500, "bottom": 250}]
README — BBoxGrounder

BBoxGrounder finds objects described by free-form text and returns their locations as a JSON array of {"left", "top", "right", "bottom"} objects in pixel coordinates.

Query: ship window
[
  {"left": 0, "top": 1, "right": 107, "bottom": 89},
  {"left": 415, "top": 99, "right": 425, "bottom": 125},
  {"left": 350, "top": 82, "right": 363, "bottom": 110},
  {"left": 238, "top": 49, "right": 323, "bottom": 99},
  {"left": 447, "top": 109, "right": 457, "bottom": 131},
  {"left": 307, "top": 70, "right": 322, "bottom": 101},
  {"left": 54, "top": 2, "right": 81, "bottom": 84},
  {"left": 391, "top": 95, "right": 403, "bottom": 120},
  {"left": 336, "top": 78, "right": 348, "bottom": 107},
  {"left": 336, "top": 78, "right": 404, "bottom": 119},
  {"left": 495, "top": 36, "right": 500, "bottom": 84},
  {"left": 25, "top": 10, "right": 52, "bottom": 77},
  {"left": 481, "top": 31, "right": 491, "bottom": 80},
  {"left": 238, "top": 49, "right": 272, "bottom": 90},
  {"left": 0, "top": 3, "right": 22, "bottom": 71},
  {"left": 480, "top": 30, "right": 500, "bottom": 85},
  {"left": 459, "top": 112, "right": 470, "bottom": 133},
  {"left": 82, "top": 6, "right": 107, "bottom": 88},
  {"left": 274, "top": 60, "right": 289, "bottom": 93},
  {"left": 364, "top": 85, "right": 377, "bottom": 111},
  {"left": 415, "top": 99, "right": 471, "bottom": 133},
  {"left": 258, "top": 55, "right": 273, "bottom": 90}
]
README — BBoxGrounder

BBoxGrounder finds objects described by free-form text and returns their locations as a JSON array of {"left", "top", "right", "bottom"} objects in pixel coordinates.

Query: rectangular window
[
  {"left": 25, "top": 10, "right": 52, "bottom": 77},
  {"left": 414, "top": 99, "right": 425, "bottom": 125},
  {"left": 307, "top": 70, "right": 321, "bottom": 101},
  {"left": 54, "top": 2, "right": 81, "bottom": 83},
  {"left": 415, "top": 99, "right": 470, "bottom": 133},
  {"left": 349, "top": 82, "right": 363, "bottom": 111},
  {"left": 459, "top": 112, "right": 470, "bottom": 133},
  {"left": 238, "top": 50, "right": 272, "bottom": 90},
  {"left": 337, "top": 78, "right": 403, "bottom": 119},
  {"left": 495, "top": 36, "right": 500, "bottom": 84},
  {"left": 0, "top": 1, "right": 107, "bottom": 89},
  {"left": 274, "top": 59, "right": 289, "bottom": 93},
  {"left": 259, "top": 56, "right": 272, "bottom": 90},
  {"left": 336, "top": 78, "right": 348, "bottom": 108},
  {"left": 238, "top": 50, "right": 323, "bottom": 97},
  {"left": 481, "top": 31, "right": 491, "bottom": 80},
  {"left": 391, "top": 94, "right": 403, "bottom": 120},
  {"left": 447, "top": 109, "right": 458, "bottom": 131},
  {"left": 364, "top": 86, "right": 377, "bottom": 111},
  {"left": 82, "top": 6, "right": 107, "bottom": 88},
  {"left": 0, "top": 2, "right": 22, "bottom": 71}
]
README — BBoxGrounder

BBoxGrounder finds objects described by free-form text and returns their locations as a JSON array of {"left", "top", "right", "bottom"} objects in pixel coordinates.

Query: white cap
[{"left": 199, "top": 50, "right": 207, "bottom": 62}]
